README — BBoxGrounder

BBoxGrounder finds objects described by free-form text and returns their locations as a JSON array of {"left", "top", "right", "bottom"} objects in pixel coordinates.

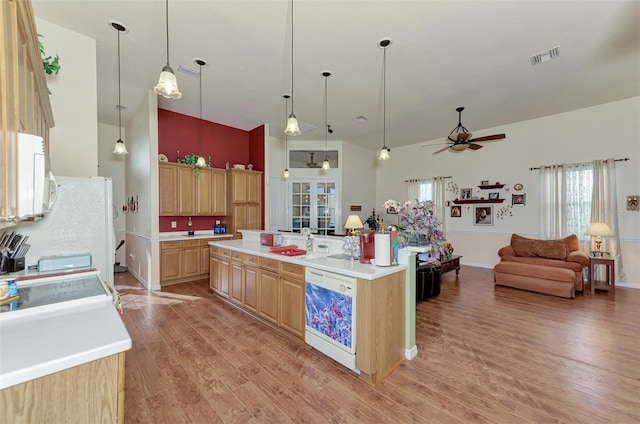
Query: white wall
[
  {"left": 341, "top": 142, "right": 377, "bottom": 232},
  {"left": 35, "top": 18, "right": 98, "bottom": 177},
  {"left": 376, "top": 97, "right": 640, "bottom": 283}
]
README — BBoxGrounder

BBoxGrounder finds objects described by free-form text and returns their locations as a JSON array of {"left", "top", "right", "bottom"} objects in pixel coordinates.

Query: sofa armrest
[
  {"left": 567, "top": 251, "right": 590, "bottom": 267},
  {"left": 498, "top": 246, "right": 515, "bottom": 257}
]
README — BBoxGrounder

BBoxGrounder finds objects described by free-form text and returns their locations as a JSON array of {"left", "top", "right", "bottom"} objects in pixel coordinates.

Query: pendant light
[
  {"left": 195, "top": 58, "right": 207, "bottom": 168},
  {"left": 283, "top": 94, "right": 290, "bottom": 179},
  {"left": 111, "top": 21, "right": 129, "bottom": 155},
  {"left": 284, "top": 0, "right": 301, "bottom": 136},
  {"left": 378, "top": 37, "right": 392, "bottom": 160},
  {"left": 321, "top": 70, "right": 331, "bottom": 170},
  {"left": 154, "top": 0, "right": 181, "bottom": 99}
]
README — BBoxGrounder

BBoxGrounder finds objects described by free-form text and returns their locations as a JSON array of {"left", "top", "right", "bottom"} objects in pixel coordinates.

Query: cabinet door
[
  {"left": 159, "top": 164, "right": 178, "bottom": 216},
  {"left": 231, "top": 170, "right": 248, "bottom": 203},
  {"left": 280, "top": 276, "right": 305, "bottom": 339},
  {"left": 182, "top": 246, "right": 201, "bottom": 278},
  {"left": 178, "top": 166, "right": 195, "bottom": 215},
  {"left": 160, "top": 249, "right": 182, "bottom": 282},
  {"left": 201, "top": 245, "right": 210, "bottom": 275},
  {"left": 212, "top": 169, "right": 227, "bottom": 216},
  {"left": 244, "top": 266, "right": 258, "bottom": 313},
  {"left": 218, "top": 257, "right": 230, "bottom": 298},
  {"left": 258, "top": 270, "right": 279, "bottom": 325},
  {"left": 246, "top": 203, "right": 261, "bottom": 230},
  {"left": 209, "top": 254, "right": 219, "bottom": 292},
  {"left": 233, "top": 204, "right": 247, "bottom": 235},
  {"left": 247, "top": 172, "right": 261, "bottom": 204},
  {"left": 195, "top": 168, "right": 212, "bottom": 216},
  {"left": 230, "top": 261, "right": 243, "bottom": 304}
]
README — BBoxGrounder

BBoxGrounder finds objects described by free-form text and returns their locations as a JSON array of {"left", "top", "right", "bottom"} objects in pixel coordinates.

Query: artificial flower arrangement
[{"left": 382, "top": 199, "right": 447, "bottom": 259}]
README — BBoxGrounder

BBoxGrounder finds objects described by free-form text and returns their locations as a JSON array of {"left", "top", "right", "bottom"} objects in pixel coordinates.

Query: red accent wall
[
  {"left": 157, "top": 110, "right": 266, "bottom": 232},
  {"left": 158, "top": 109, "right": 250, "bottom": 168}
]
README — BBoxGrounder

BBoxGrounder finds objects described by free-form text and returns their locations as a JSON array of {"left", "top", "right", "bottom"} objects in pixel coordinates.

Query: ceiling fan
[{"left": 432, "top": 107, "right": 506, "bottom": 154}]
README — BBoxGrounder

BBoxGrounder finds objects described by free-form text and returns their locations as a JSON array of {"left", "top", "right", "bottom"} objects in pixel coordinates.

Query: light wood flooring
[{"left": 116, "top": 267, "right": 640, "bottom": 423}]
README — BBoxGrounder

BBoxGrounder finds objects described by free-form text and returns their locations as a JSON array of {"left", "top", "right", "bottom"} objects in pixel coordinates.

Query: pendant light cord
[
  {"left": 117, "top": 28, "right": 122, "bottom": 141},
  {"left": 290, "top": 0, "right": 294, "bottom": 114},
  {"left": 199, "top": 63, "right": 203, "bottom": 155},
  {"left": 383, "top": 46, "right": 386, "bottom": 149},
  {"left": 284, "top": 97, "right": 288, "bottom": 166},
  {"left": 164, "top": 0, "right": 170, "bottom": 66},
  {"left": 324, "top": 76, "right": 328, "bottom": 160}
]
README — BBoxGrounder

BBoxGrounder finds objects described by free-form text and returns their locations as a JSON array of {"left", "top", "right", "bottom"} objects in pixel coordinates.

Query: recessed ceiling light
[
  {"left": 108, "top": 20, "right": 129, "bottom": 34},
  {"left": 530, "top": 46, "right": 560, "bottom": 65},
  {"left": 353, "top": 115, "right": 368, "bottom": 122}
]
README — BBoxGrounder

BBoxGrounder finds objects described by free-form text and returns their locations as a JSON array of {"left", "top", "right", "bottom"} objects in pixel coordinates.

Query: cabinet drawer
[
  {"left": 231, "top": 251, "right": 243, "bottom": 262},
  {"left": 244, "top": 253, "right": 259, "bottom": 266},
  {"left": 161, "top": 240, "right": 181, "bottom": 250},
  {"left": 219, "top": 249, "right": 230, "bottom": 259},
  {"left": 280, "top": 262, "right": 305, "bottom": 280},
  {"left": 200, "top": 238, "right": 214, "bottom": 247},
  {"left": 210, "top": 246, "right": 220, "bottom": 256},
  {"left": 183, "top": 239, "right": 200, "bottom": 248},
  {"left": 259, "top": 257, "right": 279, "bottom": 272}
]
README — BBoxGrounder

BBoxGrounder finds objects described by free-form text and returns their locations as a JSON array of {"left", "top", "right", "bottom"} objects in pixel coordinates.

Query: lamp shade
[
  {"left": 449, "top": 143, "right": 468, "bottom": 152},
  {"left": 113, "top": 139, "right": 128, "bottom": 155},
  {"left": 585, "top": 222, "right": 613, "bottom": 237},
  {"left": 344, "top": 214, "right": 364, "bottom": 230},
  {"left": 378, "top": 147, "right": 390, "bottom": 160},
  {"left": 154, "top": 66, "right": 181, "bottom": 99},
  {"left": 285, "top": 113, "right": 301, "bottom": 136}
]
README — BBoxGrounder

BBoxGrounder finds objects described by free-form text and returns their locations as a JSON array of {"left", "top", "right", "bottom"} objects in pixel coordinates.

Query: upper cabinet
[
  {"left": 1, "top": 0, "right": 54, "bottom": 228},
  {"left": 226, "top": 168, "right": 262, "bottom": 238},
  {"left": 158, "top": 162, "right": 227, "bottom": 217}
]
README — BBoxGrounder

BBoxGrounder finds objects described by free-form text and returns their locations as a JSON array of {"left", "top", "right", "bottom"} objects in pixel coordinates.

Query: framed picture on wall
[
  {"left": 489, "top": 192, "right": 500, "bottom": 200},
  {"left": 512, "top": 193, "right": 526, "bottom": 206},
  {"left": 450, "top": 206, "right": 462, "bottom": 217},
  {"left": 474, "top": 205, "right": 493, "bottom": 226},
  {"left": 460, "top": 188, "right": 472, "bottom": 200}
]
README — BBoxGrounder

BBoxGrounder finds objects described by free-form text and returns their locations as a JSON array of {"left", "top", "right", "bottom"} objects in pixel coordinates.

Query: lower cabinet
[
  {"left": 161, "top": 238, "right": 219, "bottom": 286},
  {"left": 209, "top": 246, "right": 219, "bottom": 292},
  {"left": 182, "top": 240, "right": 201, "bottom": 278},
  {"left": 211, "top": 248, "right": 305, "bottom": 339}
]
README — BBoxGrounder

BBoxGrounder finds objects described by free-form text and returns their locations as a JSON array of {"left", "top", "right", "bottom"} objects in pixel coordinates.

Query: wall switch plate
[{"left": 171, "top": 221, "right": 177, "bottom": 228}]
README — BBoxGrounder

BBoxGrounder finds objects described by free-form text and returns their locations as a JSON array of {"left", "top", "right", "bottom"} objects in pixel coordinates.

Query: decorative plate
[
  {"left": 158, "top": 154, "right": 168, "bottom": 162},
  {"left": 514, "top": 183, "right": 523, "bottom": 191}
]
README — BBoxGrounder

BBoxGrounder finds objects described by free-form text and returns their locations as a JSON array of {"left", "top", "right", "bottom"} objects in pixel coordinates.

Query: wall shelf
[
  {"left": 453, "top": 199, "right": 505, "bottom": 204},
  {"left": 477, "top": 184, "right": 505, "bottom": 189}
]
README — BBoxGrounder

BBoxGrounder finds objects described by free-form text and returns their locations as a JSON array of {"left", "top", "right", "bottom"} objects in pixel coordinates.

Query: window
[
  {"left": 565, "top": 164, "right": 593, "bottom": 240},
  {"left": 408, "top": 179, "right": 433, "bottom": 203},
  {"left": 289, "top": 179, "right": 339, "bottom": 235}
]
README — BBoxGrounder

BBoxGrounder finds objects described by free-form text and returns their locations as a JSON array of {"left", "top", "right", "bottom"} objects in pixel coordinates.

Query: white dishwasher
[{"left": 305, "top": 268, "right": 358, "bottom": 372}]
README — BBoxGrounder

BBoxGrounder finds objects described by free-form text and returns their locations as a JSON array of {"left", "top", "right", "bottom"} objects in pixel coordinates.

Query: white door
[{"left": 289, "top": 179, "right": 339, "bottom": 235}]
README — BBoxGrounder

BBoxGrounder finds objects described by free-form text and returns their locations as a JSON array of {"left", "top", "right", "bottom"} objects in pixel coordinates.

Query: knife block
[{"left": 7, "top": 257, "right": 25, "bottom": 272}]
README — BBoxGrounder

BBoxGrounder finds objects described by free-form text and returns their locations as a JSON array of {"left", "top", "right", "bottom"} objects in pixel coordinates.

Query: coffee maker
[{"left": 359, "top": 230, "right": 376, "bottom": 264}]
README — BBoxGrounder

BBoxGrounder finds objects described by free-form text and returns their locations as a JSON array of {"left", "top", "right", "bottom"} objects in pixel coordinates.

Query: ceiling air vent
[
  {"left": 177, "top": 64, "right": 199, "bottom": 77},
  {"left": 297, "top": 122, "right": 317, "bottom": 134},
  {"left": 530, "top": 46, "right": 560, "bottom": 66}
]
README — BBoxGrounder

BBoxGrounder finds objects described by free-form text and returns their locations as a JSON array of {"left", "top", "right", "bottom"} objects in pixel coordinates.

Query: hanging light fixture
[
  {"left": 195, "top": 58, "right": 207, "bottom": 168},
  {"left": 378, "top": 37, "right": 392, "bottom": 160},
  {"left": 321, "top": 70, "right": 331, "bottom": 170},
  {"left": 284, "top": 0, "right": 301, "bottom": 136},
  {"left": 154, "top": 0, "right": 181, "bottom": 99},
  {"left": 111, "top": 21, "right": 129, "bottom": 155},
  {"left": 283, "top": 94, "right": 290, "bottom": 179}
]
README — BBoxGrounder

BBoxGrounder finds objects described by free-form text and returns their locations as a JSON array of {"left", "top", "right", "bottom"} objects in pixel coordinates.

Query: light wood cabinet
[
  {"left": 257, "top": 269, "right": 280, "bottom": 325},
  {"left": 158, "top": 163, "right": 227, "bottom": 217},
  {"left": 1, "top": 0, "right": 54, "bottom": 228},
  {"left": 279, "top": 262, "right": 305, "bottom": 339},
  {"left": 226, "top": 169, "right": 262, "bottom": 238},
  {"left": 209, "top": 246, "right": 220, "bottom": 292},
  {"left": 218, "top": 249, "right": 230, "bottom": 297},
  {"left": 244, "top": 265, "right": 258, "bottom": 313},
  {"left": 230, "top": 251, "right": 243, "bottom": 304},
  {"left": 161, "top": 238, "right": 219, "bottom": 285}
]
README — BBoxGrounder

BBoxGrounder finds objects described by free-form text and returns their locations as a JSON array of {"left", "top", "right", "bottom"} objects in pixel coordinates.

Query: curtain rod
[
  {"left": 529, "top": 157, "right": 629, "bottom": 171},
  {"left": 404, "top": 176, "right": 452, "bottom": 183}
]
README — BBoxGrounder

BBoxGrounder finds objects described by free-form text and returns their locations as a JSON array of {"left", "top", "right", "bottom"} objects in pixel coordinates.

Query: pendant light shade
[
  {"left": 111, "top": 21, "right": 129, "bottom": 155},
  {"left": 283, "top": 94, "right": 291, "bottom": 179},
  {"left": 284, "top": 0, "right": 301, "bottom": 136},
  {"left": 378, "top": 37, "right": 392, "bottom": 161},
  {"left": 195, "top": 58, "right": 207, "bottom": 167},
  {"left": 154, "top": 0, "right": 181, "bottom": 99},
  {"left": 321, "top": 70, "right": 331, "bottom": 170}
]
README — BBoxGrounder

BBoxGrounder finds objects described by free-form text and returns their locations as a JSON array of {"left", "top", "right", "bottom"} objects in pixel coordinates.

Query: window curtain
[
  {"left": 407, "top": 181, "right": 419, "bottom": 203},
  {"left": 565, "top": 163, "right": 593, "bottom": 252},
  {"left": 591, "top": 159, "right": 626, "bottom": 282},
  {"left": 538, "top": 165, "right": 566, "bottom": 239},
  {"left": 433, "top": 177, "right": 447, "bottom": 233}
]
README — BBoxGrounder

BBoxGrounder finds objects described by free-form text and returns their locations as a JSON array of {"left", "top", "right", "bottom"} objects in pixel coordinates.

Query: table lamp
[
  {"left": 585, "top": 222, "right": 613, "bottom": 255},
  {"left": 344, "top": 214, "right": 364, "bottom": 235}
]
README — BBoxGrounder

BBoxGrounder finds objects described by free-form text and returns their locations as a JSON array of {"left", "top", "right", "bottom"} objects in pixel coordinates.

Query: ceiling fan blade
[
  {"left": 468, "top": 134, "right": 506, "bottom": 143},
  {"left": 467, "top": 143, "right": 483, "bottom": 150},
  {"left": 432, "top": 146, "right": 451, "bottom": 155}
]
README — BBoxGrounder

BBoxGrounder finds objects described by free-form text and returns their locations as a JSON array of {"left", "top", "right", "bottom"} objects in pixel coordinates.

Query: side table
[
  {"left": 589, "top": 256, "right": 615, "bottom": 294},
  {"left": 440, "top": 255, "right": 462, "bottom": 277}
]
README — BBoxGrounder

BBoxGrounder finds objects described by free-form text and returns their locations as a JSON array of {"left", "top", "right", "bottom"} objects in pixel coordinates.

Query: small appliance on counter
[
  {"left": 0, "top": 231, "right": 30, "bottom": 274},
  {"left": 260, "top": 233, "right": 283, "bottom": 247},
  {"left": 359, "top": 230, "right": 376, "bottom": 264}
]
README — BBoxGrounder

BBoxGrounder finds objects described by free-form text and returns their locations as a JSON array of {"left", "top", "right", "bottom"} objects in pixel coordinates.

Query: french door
[{"left": 289, "top": 179, "right": 339, "bottom": 235}]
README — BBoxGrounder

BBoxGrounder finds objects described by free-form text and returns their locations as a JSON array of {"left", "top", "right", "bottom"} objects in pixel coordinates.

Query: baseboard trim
[
  {"left": 405, "top": 345, "right": 418, "bottom": 360},
  {"left": 617, "top": 282, "right": 640, "bottom": 289}
]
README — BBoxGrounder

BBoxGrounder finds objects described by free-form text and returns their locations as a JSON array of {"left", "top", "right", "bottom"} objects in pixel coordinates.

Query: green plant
[
  {"left": 39, "top": 34, "right": 60, "bottom": 94},
  {"left": 178, "top": 153, "right": 205, "bottom": 175}
]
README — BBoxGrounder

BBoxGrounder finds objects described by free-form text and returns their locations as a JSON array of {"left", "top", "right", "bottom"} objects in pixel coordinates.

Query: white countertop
[
  {"left": 159, "top": 232, "right": 233, "bottom": 241},
  {"left": 0, "top": 272, "right": 132, "bottom": 390},
  {"left": 209, "top": 239, "right": 407, "bottom": 280}
]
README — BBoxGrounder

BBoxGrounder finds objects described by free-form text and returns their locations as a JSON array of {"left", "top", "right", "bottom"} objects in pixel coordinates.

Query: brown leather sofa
[{"left": 494, "top": 234, "right": 590, "bottom": 298}]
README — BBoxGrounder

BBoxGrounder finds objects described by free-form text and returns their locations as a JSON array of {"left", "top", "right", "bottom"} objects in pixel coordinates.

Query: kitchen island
[
  {"left": 209, "top": 235, "right": 407, "bottom": 385},
  {"left": 0, "top": 271, "right": 131, "bottom": 423}
]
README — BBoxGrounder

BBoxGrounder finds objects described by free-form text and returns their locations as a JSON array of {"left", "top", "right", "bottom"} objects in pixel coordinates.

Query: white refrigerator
[{"left": 17, "top": 176, "right": 115, "bottom": 286}]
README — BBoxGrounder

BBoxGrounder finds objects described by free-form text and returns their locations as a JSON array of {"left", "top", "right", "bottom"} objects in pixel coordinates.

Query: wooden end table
[
  {"left": 440, "top": 255, "right": 462, "bottom": 277},
  {"left": 589, "top": 256, "right": 615, "bottom": 294}
]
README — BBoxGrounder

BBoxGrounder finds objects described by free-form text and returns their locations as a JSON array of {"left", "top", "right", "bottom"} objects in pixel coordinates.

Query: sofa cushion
[
  {"left": 495, "top": 262, "right": 575, "bottom": 283},
  {"left": 512, "top": 238, "right": 569, "bottom": 260},
  {"left": 500, "top": 255, "right": 584, "bottom": 272},
  {"left": 510, "top": 233, "right": 579, "bottom": 253}
]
